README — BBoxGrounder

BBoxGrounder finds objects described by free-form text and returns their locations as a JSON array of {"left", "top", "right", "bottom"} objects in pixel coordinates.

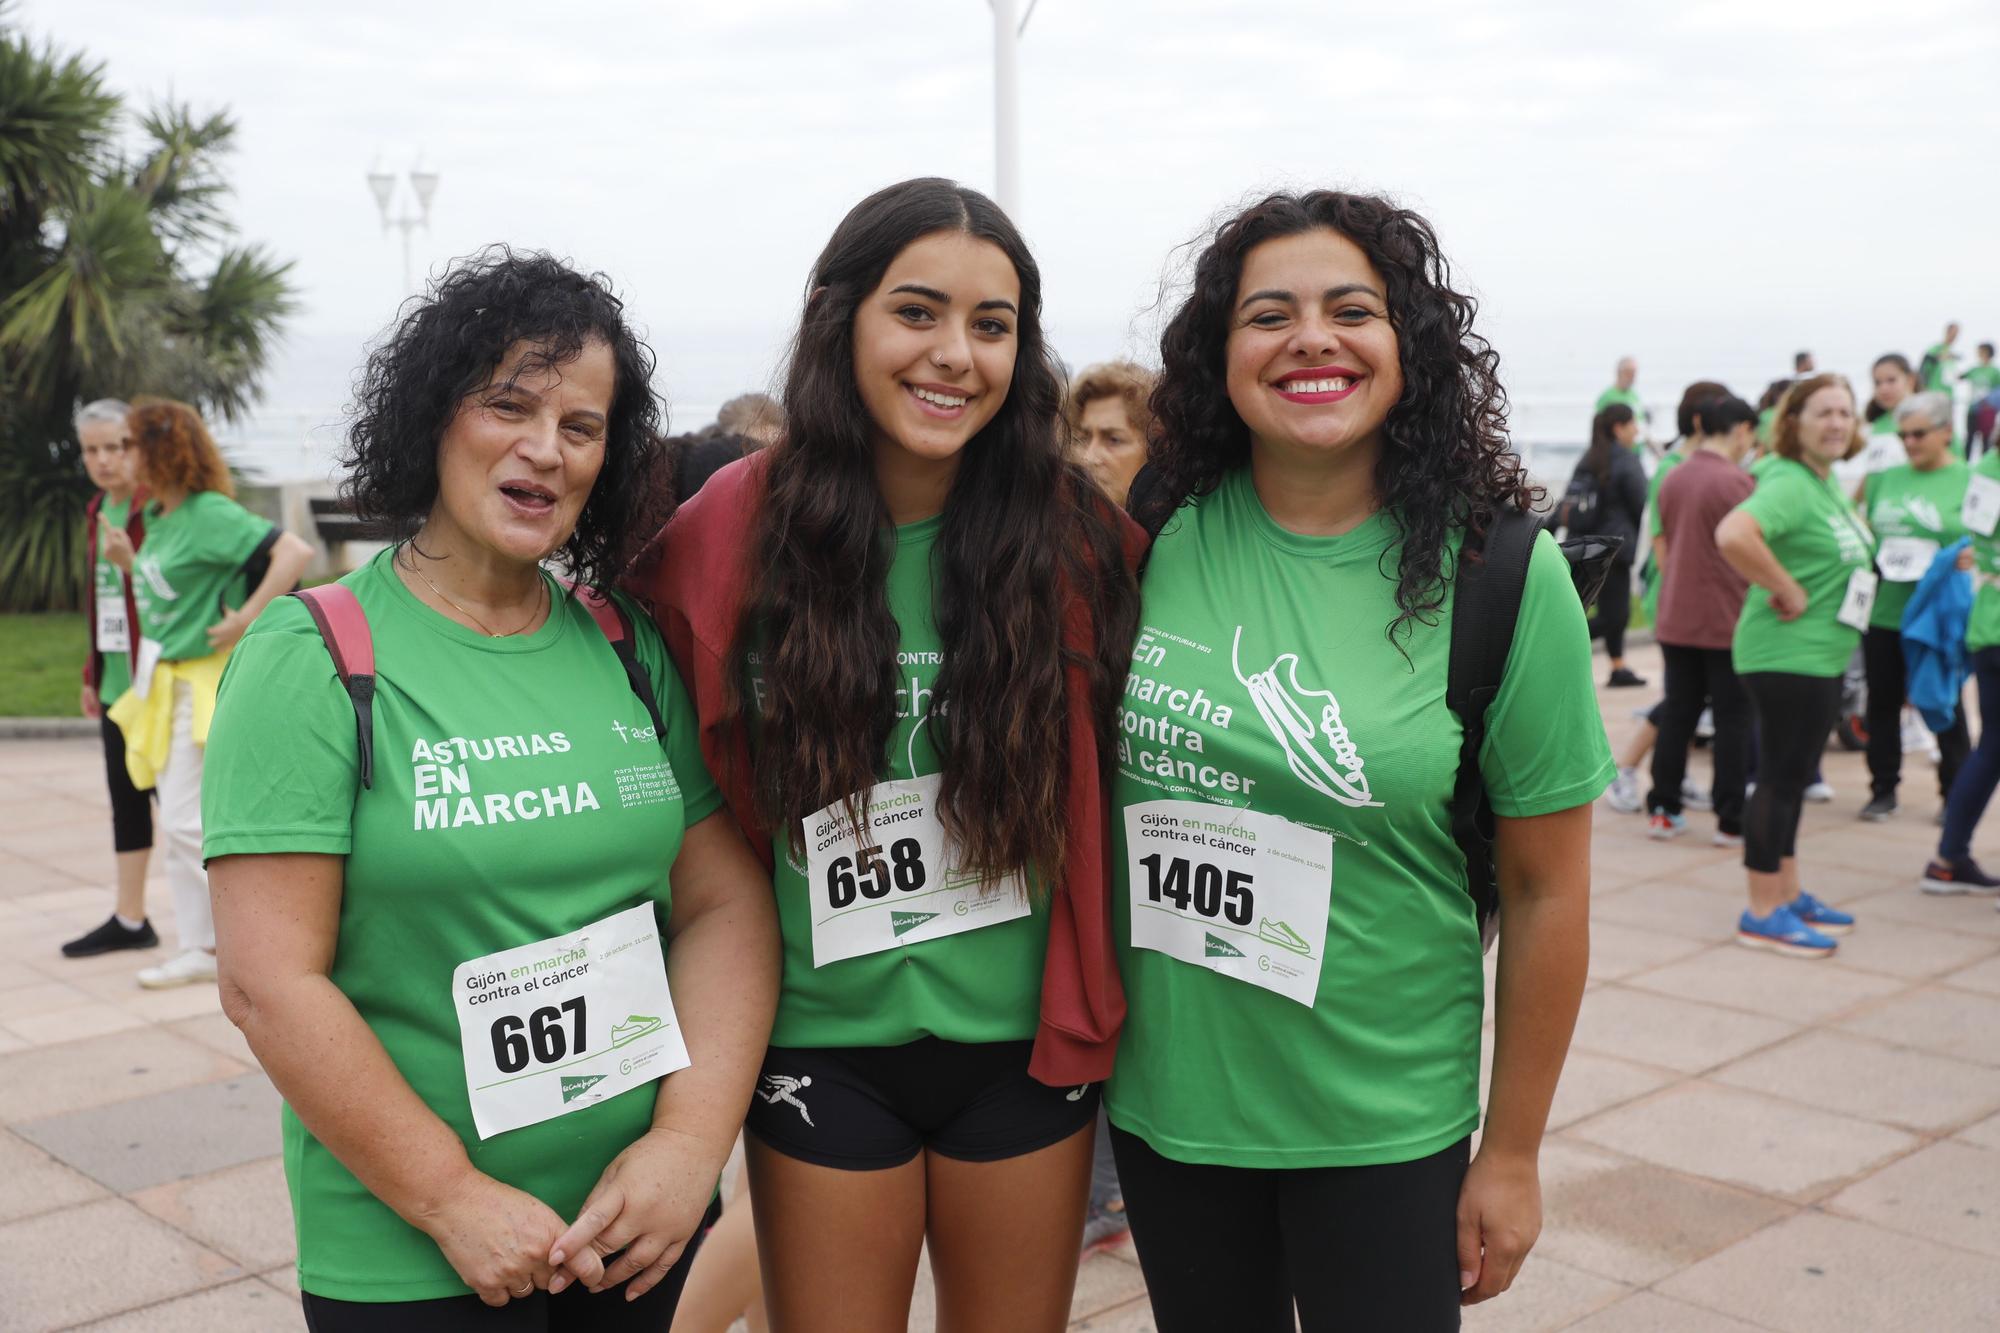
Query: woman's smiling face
[
  {"left": 852, "top": 230, "right": 1021, "bottom": 469},
  {"left": 1225, "top": 228, "right": 1402, "bottom": 464}
]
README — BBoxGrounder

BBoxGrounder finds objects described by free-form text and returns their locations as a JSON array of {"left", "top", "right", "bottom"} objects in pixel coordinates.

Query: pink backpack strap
[
  {"left": 562, "top": 581, "right": 667, "bottom": 741},
  {"left": 294, "top": 585, "right": 378, "bottom": 789}
]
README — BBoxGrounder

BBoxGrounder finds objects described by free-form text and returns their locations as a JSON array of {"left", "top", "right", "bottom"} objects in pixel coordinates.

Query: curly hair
[
  {"left": 739, "top": 178, "right": 1138, "bottom": 888},
  {"left": 342, "top": 246, "right": 664, "bottom": 589},
  {"left": 1064, "top": 361, "right": 1157, "bottom": 443},
  {"left": 128, "top": 398, "right": 233, "bottom": 498},
  {"left": 1771, "top": 374, "right": 1865, "bottom": 463},
  {"left": 1140, "top": 190, "right": 1536, "bottom": 649}
]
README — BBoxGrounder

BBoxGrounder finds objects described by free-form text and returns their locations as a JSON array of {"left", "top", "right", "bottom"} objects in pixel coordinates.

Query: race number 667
[{"left": 1139, "top": 852, "right": 1254, "bottom": 925}]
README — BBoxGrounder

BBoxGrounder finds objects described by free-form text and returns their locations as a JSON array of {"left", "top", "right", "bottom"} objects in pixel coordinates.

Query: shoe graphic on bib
[
  {"left": 1257, "top": 918, "right": 1312, "bottom": 956},
  {"left": 610, "top": 1015, "right": 664, "bottom": 1048}
]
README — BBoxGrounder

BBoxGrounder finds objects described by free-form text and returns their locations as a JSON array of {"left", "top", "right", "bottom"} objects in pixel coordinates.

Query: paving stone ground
[{"left": 4, "top": 639, "right": 2000, "bottom": 1330}]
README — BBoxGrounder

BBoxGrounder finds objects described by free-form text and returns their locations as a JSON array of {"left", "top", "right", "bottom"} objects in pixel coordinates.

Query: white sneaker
[
  {"left": 1682, "top": 779, "right": 1714, "bottom": 811},
  {"left": 1606, "top": 767, "right": 1642, "bottom": 814},
  {"left": 137, "top": 949, "right": 217, "bottom": 989},
  {"left": 1804, "top": 782, "right": 1835, "bottom": 803}
]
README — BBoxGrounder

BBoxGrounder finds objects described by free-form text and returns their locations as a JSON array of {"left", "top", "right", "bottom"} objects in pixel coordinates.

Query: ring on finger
[{"left": 512, "top": 1281, "right": 534, "bottom": 1298}]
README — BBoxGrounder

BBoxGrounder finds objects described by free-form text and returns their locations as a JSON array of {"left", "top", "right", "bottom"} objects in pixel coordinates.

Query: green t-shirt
[
  {"left": 1747, "top": 452, "right": 1783, "bottom": 479},
  {"left": 1923, "top": 343, "right": 1958, "bottom": 392},
  {"left": 201, "top": 549, "right": 722, "bottom": 1302},
  {"left": 756, "top": 513, "right": 1049, "bottom": 1049},
  {"left": 1965, "top": 364, "right": 2000, "bottom": 396},
  {"left": 1102, "top": 469, "right": 1613, "bottom": 1169},
  {"left": 1861, "top": 460, "right": 1969, "bottom": 629},
  {"left": 1730, "top": 459, "right": 1874, "bottom": 677},
  {"left": 1639, "top": 448, "right": 1684, "bottom": 619},
  {"left": 93, "top": 494, "right": 133, "bottom": 703},
  {"left": 1967, "top": 453, "right": 2000, "bottom": 651},
  {"left": 131, "top": 490, "right": 276, "bottom": 662}
]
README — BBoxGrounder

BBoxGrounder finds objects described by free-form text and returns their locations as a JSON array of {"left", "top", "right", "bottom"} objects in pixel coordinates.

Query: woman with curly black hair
[
  {"left": 200, "top": 248, "right": 779, "bottom": 1327},
  {"left": 1107, "top": 192, "right": 1611, "bottom": 1330},
  {"left": 625, "top": 178, "right": 1140, "bottom": 1331}
]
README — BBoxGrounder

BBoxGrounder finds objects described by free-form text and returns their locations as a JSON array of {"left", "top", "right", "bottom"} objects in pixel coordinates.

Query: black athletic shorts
[{"left": 745, "top": 1036, "right": 1098, "bottom": 1171}]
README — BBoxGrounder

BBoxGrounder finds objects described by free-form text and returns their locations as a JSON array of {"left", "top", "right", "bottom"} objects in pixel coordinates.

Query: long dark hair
[
  {"left": 1141, "top": 190, "right": 1537, "bottom": 649},
  {"left": 1866, "top": 352, "right": 1914, "bottom": 423},
  {"left": 1579, "top": 403, "right": 1634, "bottom": 487},
  {"left": 738, "top": 178, "right": 1137, "bottom": 886}
]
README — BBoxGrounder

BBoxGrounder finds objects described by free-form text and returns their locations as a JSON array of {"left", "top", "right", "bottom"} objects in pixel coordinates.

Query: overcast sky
[{"left": 20, "top": 0, "right": 2000, "bottom": 428}]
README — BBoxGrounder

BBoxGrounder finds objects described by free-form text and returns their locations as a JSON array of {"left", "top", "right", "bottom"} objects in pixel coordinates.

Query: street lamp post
[
  {"left": 988, "top": 0, "right": 1038, "bottom": 216},
  {"left": 366, "top": 160, "right": 439, "bottom": 294}
]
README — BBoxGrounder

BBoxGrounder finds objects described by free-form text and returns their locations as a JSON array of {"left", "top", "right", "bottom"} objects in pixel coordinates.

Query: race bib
[
  {"left": 129, "top": 638, "right": 163, "bottom": 701},
  {"left": 96, "top": 594, "right": 130, "bottom": 654},
  {"left": 452, "top": 903, "right": 689, "bottom": 1140},
  {"left": 1124, "top": 800, "right": 1332, "bottom": 1007},
  {"left": 1837, "top": 568, "right": 1880, "bottom": 631},
  {"left": 804, "top": 773, "right": 1030, "bottom": 967},
  {"left": 1876, "top": 537, "right": 1939, "bottom": 584},
  {"left": 1964, "top": 475, "right": 2000, "bottom": 537}
]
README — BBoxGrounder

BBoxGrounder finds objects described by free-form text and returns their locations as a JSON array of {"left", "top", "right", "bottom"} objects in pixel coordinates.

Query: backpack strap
[
  {"left": 1124, "top": 462, "right": 1179, "bottom": 540},
  {"left": 564, "top": 582, "right": 668, "bottom": 740},
  {"left": 294, "top": 585, "right": 378, "bottom": 790},
  {"left": 1446, "top": 507, "right": 1543, "bottom": 949},
  {"left": 224, "top": 527, "right": 284, "bottom": 615}
]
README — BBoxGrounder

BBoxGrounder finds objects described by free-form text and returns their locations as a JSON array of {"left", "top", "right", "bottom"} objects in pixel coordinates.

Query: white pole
[{"left": 991, "top": 0, "right": 1020, "bottom": 216}]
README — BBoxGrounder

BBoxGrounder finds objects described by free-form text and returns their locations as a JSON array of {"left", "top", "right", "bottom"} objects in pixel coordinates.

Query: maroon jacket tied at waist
[{"left": 621, "top": 452, "right": 1141, "bottom": 1086}]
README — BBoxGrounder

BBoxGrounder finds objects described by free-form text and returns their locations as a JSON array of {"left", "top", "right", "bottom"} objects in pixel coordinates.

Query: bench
[{"left": 309, "top": 497, "right": 395, "bottom": 571}]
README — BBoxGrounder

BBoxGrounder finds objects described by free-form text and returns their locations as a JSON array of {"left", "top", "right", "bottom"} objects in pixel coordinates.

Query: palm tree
[{"left": 0, "top": 9, "right": 295, "bottom": 611}]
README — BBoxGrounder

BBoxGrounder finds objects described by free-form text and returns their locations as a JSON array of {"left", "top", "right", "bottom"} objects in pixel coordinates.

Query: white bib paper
[
  {"left": 803, "top": 773, "right": 1030, "bottom": 968},
  {"left": 129, "top": 637, "right": 163, "bottom": 701},
  {"left": 1876, "top": 537, "right": 1938, "bottom": 584},
  {"left": 452, "top": 903, "right": 689, "bottom": 1140},
  {"left": 1124, "top": 800, "right": 1332, "bottom": 1007},
  {"left": 95, "top": 594, "right": 130, "bottom": 654},
  {"left": 1964, "top": 475, "right": 2000, "bottom": 538},
  {"left": 1837, "top": 568, "right": 1880, "bottom": 631}
]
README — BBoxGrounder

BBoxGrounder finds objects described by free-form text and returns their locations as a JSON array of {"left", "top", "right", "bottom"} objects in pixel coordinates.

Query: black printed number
[
  {"left": 1140, "top": 853, "right": 1254, "bottom": 926},
  {"left": 490, "top": 997, "right": 587, "bottom": 1074},
  {"left": 827, "top": 837, "right": 928, "bottom": 908}
]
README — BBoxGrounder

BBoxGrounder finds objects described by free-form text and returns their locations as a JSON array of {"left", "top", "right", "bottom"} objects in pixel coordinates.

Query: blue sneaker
[
  {"left": 1789, "top": 891, "right": 1855, "bottom": 936},
  {"left": 1648, "top": 812, "right": 1688, "bottom": 841},
  {"left": 1736, "top": 904, "right": 1837, "bottom": 959}
]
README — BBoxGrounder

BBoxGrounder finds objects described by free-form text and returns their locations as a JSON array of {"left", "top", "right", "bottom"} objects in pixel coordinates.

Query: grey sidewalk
[{"left": 4, "top": 638, "right": 2000, "bottom": 1330}]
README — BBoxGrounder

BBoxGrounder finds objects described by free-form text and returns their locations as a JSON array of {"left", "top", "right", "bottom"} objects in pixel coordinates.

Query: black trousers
[
  {"left": 1648, "top": 644, "right": 1750, "bottom": 832},
  {"left": 301, "top": 1198, "right": 719, "bottom": 1333},
  {"left": 1863, "top": 626, "right": 1970, "bottom": 800},
  {"left": 1741, "top": 672, "right": 1844, "bottom": 874},
  {"left": 1588, "top": 558, "right": 1633, "bottom": 660},
  {"left": 1111, "top": 1125, "right": 1468, "bottom": 1332},
  {"left": 99, "top": 714, "right": 153, "bottom": 853}
]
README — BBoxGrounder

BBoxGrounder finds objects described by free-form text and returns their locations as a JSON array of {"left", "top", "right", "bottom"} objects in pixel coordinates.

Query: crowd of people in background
[
  {"left": 46, "top": 173, "right": 2000, "bottom": 1330},
  {"left": 1570, "top": 325, "right": 2000, "bottom": 960}
]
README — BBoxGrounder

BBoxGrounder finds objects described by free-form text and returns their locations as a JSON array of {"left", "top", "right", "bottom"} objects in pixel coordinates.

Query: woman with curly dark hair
[
  {"left": 625, "top": 178, "right": 1140, "bottom": 1331},
  {"left": 1107, "top": 191, "right": 1611, "bottom": 1330},
  {"left": 199, "top": 249, "right": 780, "bottom": 1327}
]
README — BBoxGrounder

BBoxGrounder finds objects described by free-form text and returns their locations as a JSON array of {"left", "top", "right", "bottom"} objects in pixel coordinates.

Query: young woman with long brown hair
[{"left": 627, "top": 177, "right": 1140, "bottom": 1332}]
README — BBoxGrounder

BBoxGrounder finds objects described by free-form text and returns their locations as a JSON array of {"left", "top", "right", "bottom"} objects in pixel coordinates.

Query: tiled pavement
[{"left": 4, "top": 640, "right": 2000, "bottom": 1330}]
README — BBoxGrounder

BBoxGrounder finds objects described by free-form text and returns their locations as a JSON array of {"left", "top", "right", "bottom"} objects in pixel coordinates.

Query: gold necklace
[{"left": 402, "top": 551, "right": 547, "bottom": 637}]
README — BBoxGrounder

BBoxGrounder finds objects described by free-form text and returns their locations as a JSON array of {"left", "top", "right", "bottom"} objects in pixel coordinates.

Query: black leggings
[
  {"left": 1649, "top": 644, "right": 1750, "bottom": 832},
  {"left": 99, "top": 715, "right": 153, "bottom": 853},
  {"left": 1864, "top": 626, "right": 1970, "bottom": 800},
  {"left": 1589, "top": 558, "right": 1634, "bottom": 660},
  {"left": 301, "top": 1198, "right": 718, "bottom": 1333},
  {"left": 1110, "top": 1125, "right": 1469, "bottom": 1332},
  {"left": 1741, "top": 672, "right": 1844, "bottom": 874}
]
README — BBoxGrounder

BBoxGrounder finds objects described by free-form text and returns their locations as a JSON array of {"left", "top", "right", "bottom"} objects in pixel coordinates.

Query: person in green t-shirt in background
[
  {"left": 1921, "top": 321, "right": 1962, "bottom": 393},
  {"left": 1110, "top": 190, "right": 1611, "bottom": 1329},
  {"left": 1925, "top": 420, "right": 2000, "bottom": 892},
  {"left": 1858, "top": 391, "right": 1971, "bottom": 823},
  {"left": 1717, "top": 374, "right": 1874, "bottom": 958},
  {"left": 1596, "top": 355, "right": 1647, "bottom": 443},
  {"left": 202, "top": 251, "right": 781, "bottom": 1323},
  {"left": 60, "top": 398, "right": 159, "bottom": 961},
  {"left": 1845, "top": 353, "right": 1922, "bottom": 489},
  {"left": 103, "top": 400, "right": 313, "bottom": 991}
]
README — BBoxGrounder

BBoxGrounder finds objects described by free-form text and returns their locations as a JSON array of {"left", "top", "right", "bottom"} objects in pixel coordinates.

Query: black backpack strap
[
  {"left": 294, "top": 584, "right": 377, "bottom": 790},
  {"left": 223, "top": 526, "right": 284, "bottom": 616},
  {"left": 1124, "top": 462, "right": 1178, "bottom": 540},
  {"left": 1447, "top": 507, "right": 1543, "bottom": 948},
  {"left": 566, "top": 582, "right": 668, "bottom": 741}
]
